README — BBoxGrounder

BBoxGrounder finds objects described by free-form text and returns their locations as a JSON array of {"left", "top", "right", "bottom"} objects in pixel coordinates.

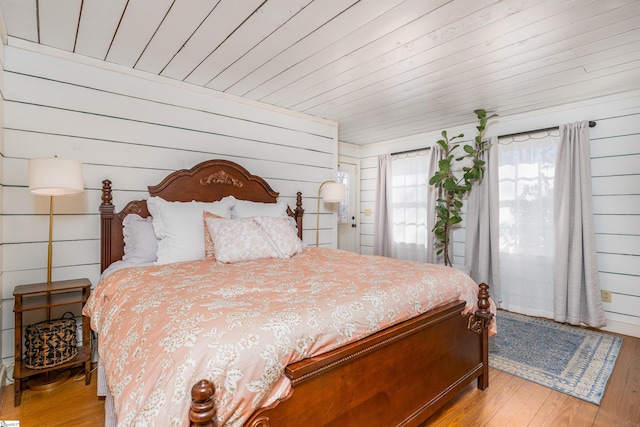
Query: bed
[{"left": 86, "top": 159, "right": 495, "bottom": 427}]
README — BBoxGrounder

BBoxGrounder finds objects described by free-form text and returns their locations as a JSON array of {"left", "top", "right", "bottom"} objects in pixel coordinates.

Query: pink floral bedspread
[{"left": 84, "top": 247, "right": 493, "bottom": 426}]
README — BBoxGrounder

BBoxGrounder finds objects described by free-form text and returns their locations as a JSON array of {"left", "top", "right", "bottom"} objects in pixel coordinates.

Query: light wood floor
[{"left": 1, "top": 333, "right": 638, "bottom": 426}]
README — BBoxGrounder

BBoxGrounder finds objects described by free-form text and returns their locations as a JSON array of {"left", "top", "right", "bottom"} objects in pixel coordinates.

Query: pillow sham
[
  {"left": 147, "top": 196, "right": 234, "bottom": 264},
  {"left": 122, "top": 214, "right": 158, "bottom": 264},
  {"left": 204, "top": 216, "right": 302, "bottom": 264},
  {"left": 229, "top": 197, "right": 289, "bottom": 219},
  {"left": 253, "top": 216, "right": 303, "bottom": 257},
  {"left": 203, "top": 211, "right": 222, "bottom": 260}
]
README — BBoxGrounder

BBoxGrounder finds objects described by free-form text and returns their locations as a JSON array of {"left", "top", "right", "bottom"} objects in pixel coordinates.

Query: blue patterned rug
[{"left": 489, "top": 310, "right": 623, "bottom": 405}]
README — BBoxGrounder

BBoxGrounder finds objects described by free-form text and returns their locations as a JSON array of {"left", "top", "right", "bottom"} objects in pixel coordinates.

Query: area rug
[{"left": 489, "top": 310, "right": 623, "bottom": 405}]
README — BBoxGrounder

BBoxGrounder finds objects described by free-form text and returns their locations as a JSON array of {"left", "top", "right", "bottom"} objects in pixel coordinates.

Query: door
[{"left": 337, "top": 161, "right": 359, "bottom": 252}]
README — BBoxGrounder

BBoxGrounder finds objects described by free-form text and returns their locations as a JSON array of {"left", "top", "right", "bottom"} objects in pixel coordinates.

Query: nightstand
[{"left": 13, "top": 278, "right": 92, "bottom": 406}]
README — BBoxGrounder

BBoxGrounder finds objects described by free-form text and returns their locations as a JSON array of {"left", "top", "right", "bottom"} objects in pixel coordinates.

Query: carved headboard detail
[{"left": 100, "top": 159, "right": 304, "bottom": 272}]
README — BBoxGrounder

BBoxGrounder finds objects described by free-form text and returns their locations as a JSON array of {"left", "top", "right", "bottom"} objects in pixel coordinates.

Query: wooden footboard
[{"left": 190, "top": 283, "right": 493, "bottom": 426}]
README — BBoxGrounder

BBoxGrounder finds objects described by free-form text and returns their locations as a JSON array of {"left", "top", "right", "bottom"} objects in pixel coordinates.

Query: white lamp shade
[
  {"left": 29, "top": 157, "right": 84, "bottom": 196},
  {"left": 322, "top": 182, "right": 346, "bottom": 203}
]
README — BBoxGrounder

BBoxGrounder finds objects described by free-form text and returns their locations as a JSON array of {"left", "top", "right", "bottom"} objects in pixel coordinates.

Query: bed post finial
[
  {"left": 468, "top": 283, "right": 493, "bottom": 334},
  {"left": 101, "top": 179, "right": 113, "bottom": 207},
  {"left": 295, "top": 192, "right": 303, "bottom": 210},
  {"left": 295, "top": 192, "right": 304, "bottom": 217},
  {"left": 100, "top": 179, "right": 115, "bottom": 273},
  {"left": 476, "top": 283, "right": 491, "bottom": 317},
  {"left": 190, "top": 379, "right": 215, "bottom": 426}
]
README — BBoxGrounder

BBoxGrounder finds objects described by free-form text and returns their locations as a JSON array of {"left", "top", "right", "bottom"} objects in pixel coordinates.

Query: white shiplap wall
[
  {"left": 349, "top": 91, "right": 640, "bottom": 338},
  {"left": 0, "top": 20, "right": 5, "bottom": 388},
  {"left": 0, "top": 42, "right": 339, "bottom": 367}
]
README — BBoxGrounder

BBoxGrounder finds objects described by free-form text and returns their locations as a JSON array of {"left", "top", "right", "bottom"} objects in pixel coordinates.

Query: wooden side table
[{"left": 13, "top": 278, "right": 92, "bottom": 406}]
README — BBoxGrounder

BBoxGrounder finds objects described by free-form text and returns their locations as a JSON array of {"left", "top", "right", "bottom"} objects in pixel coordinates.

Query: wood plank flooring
[
  {"left": 1, "top": 334, "right": 638, "bottom": 426},
  {"left": 427, "top": 332, "right": 640, "bottom": 427}
]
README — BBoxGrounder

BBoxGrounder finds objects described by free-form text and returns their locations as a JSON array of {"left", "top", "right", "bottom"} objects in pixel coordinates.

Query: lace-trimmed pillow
[
  {"left": 122, "top": 214, "right": 158, "bottom": 264},
  {"left": 204, "top": 216, "right": 302, "bottom": 264}
]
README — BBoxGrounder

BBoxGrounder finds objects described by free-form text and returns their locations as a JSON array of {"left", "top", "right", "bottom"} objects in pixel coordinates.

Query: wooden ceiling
[{"left": 1, "top": 0, "right": 639, "bottom": 145}]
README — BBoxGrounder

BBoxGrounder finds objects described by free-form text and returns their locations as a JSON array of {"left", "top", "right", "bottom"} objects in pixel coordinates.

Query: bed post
[
  {"left": 469, "top": 282, "right": 493, "bottom": 390},
  {"left": 100, "top": 180, "right": 114, "bottom": 273},
  {"left": 295, "top": 191, "right": 304, "bottom": 240},
  {"left": 190, "top": 379, "right": 215, "bottom": 426}
]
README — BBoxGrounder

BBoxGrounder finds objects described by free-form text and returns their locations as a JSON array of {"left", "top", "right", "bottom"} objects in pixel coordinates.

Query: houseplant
[{"left": 429, "top": 109, "right": 498, "bottom": 267}]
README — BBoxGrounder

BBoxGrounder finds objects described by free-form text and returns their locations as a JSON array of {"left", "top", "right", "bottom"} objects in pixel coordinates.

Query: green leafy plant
[{"left": 429, "top": 109, "right": 498, "bottom": 266}]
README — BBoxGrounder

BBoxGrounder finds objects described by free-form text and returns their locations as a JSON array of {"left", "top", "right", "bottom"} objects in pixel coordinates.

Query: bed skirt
[{"left": 98, "top": 357, "right": 117, "bottom": 427}]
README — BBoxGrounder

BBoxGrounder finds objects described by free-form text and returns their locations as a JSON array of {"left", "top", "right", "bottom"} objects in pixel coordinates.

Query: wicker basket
[{"left": 24, "top": 311, "right": 78, "bottom": 369}]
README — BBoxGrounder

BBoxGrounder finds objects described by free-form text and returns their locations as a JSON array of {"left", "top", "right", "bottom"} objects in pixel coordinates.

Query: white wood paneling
[
  {"left": 262, "top": 0, "right": 498, "bottom": 109},
  {"left": 0, "top": 44, "right": 339, "bottom": 366},
  {"left": 38, "top": 0, "right": 82, "bottom": 51},
  {"left": 0, "top": 33, "right": 4, "bottom": 379},
  {"left": 226, "top": 0, "right": 407, "bottom": 98},
  {"left": 6, "top": 45, "right": 336, "bottom": 138},
  {"left": 206, "top": 0, "right": 359, "bottom": 93},
  {"left": 2, "top": 0, "right": 640, "bottom": 145},
  {"left": 594, "top": 215, "right": 640, "bottom": 235},
  {"left": 186, "top": 0, "right": 314, "bottom": 86},
  {"left": 0, "top": 0, "right": 37, "bottom": 42},
  {"left": 591, "top": 155, "right": 640, "bottom": 177},
  {"left": 591, "top": 135, "right": 639, "bottom": 158},
  {"left": 74, "top": 0, "right": 128, "bottom": 60},
  {"left": 592, "top": 176, "right": 639, "bottom": 196},
  {"left": 593, "top": 195, "right": 640, "bottom": 215},
  {"left": 160, "top": 0, "right": 265, "bottom": 81},
  {"left": 600, "top": 273, "right": 640, "bottom": 296},
  {"left": 105, "top": 0, "right": 174, "bottom": 67},
  {"left": 134, "top": 0, "right": 220, "bottom": 74}
]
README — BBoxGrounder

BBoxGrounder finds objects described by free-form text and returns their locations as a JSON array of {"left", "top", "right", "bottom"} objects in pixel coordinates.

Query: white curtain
[
  {"left": 554, "top": 121, "right": 606, "bottom": 327},
  {"left": 391, "top": 150, "right": 431, "bottom": 262},
  {"left": 374, "top": 154, "right": 393, "bottom": 257},
  {"left": 426, "top": 145, "right": 445, "bottom": 264},
  {"left": 465, "top": 137, "right": 500, "bottom": 301},
  {"left": 497, "top": 131, "right": 558, "bottom": 318}
]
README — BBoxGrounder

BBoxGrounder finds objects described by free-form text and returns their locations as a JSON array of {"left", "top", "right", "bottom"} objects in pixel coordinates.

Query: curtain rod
[
  {"left": 500, "top": 120, "right": 596, "bottom": 139},
  {"left": 391, "top": 146, "right": 431, "bottom": 156}
]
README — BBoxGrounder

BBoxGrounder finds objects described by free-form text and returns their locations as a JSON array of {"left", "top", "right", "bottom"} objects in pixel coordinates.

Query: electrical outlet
[{"left": 601, "top": 290, "right": 612, "bottom": 303}]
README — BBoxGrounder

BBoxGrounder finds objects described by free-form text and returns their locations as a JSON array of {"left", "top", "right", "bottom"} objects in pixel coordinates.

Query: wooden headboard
[{"left": 99, "top": 159, "right": 304, "bottom": 272}]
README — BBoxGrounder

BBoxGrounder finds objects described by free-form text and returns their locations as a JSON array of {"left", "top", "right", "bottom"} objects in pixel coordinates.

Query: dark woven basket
[{"left": 24, "top": 311, "right": 78, "bottom": 369}]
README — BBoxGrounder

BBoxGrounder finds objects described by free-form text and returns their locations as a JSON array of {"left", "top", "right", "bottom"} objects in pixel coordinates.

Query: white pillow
[
  {"left": 122, "top": 214, "right": 158, "bottom": 264},
  {"left": 147, "top": 196, "right": 234, "bottom": 264},
  {"left": 230, "top": 197, "right": 289, "bottom": 219},
  {"left": 204, "top": 216, "right": 302, "bottom": 264}
]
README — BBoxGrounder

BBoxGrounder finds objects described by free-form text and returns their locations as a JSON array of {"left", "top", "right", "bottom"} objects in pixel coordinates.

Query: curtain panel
[
  {"left": 553, "top": 121, "right": 606, "bottom": 327},
  {"left": 426, "top": 145, "right": 445, "bottom": 264},
  {"left": 373, "top": 154, "right": 394, "bottom": 257},
  {"left": 465, "top": 136, "right": 500, "bottom": 303}
]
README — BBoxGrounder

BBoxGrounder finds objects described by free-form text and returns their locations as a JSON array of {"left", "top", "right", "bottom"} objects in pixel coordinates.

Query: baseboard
[{"left": 600, "top": 318, "right": 640, "bottom": 338}]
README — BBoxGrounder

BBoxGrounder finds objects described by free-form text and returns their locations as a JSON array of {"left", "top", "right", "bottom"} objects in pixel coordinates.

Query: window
[
  {"left": 391, "top": 150, "right": 432, "bottom": 262},
  {"left": 337, "top": 169, "right": 349, "bottom": 224},
  {"left": 498, "top": 130, "right": 559, "bottom": 317}
]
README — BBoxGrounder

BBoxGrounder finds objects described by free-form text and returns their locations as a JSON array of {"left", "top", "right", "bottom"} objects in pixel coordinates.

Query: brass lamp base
[{"left": 27, "top": 369, "right": 71, "bottom": 391}]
